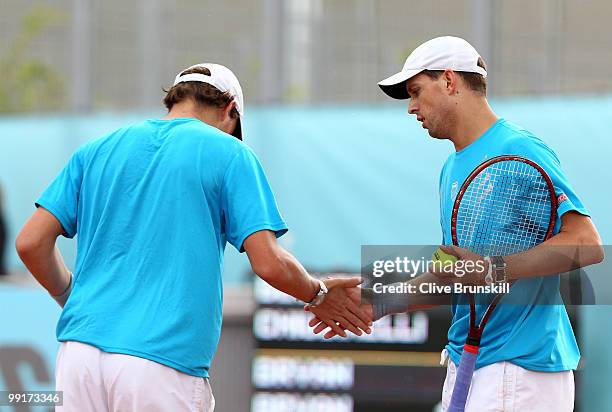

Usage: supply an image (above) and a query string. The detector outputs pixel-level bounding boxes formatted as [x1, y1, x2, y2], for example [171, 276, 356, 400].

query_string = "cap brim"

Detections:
[377, 69, 424, 100]
[232, 117, 242, 140]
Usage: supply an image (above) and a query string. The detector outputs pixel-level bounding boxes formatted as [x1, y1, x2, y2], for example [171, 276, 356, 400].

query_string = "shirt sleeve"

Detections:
[35, 148, 85, 238]
[514, 136, 589, 222]
[220, 147, 288, 252]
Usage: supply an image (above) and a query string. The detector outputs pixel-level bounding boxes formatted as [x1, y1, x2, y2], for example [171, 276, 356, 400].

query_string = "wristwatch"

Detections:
[490, 256, 508, 283]
[306, 279, 328, 307]
[483, 256, 493, 285]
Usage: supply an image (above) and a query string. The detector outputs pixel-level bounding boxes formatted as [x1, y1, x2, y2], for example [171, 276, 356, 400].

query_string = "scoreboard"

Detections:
[250, 276, 453, 412]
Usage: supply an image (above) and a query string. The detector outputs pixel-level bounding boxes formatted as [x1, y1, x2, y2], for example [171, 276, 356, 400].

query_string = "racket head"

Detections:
[451, 155, 557, 255]
[447, 155, 558, 412]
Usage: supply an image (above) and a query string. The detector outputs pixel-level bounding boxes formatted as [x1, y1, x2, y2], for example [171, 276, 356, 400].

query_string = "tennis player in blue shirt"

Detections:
[16, 63, 371, 411]
[310, 37, 603, 411]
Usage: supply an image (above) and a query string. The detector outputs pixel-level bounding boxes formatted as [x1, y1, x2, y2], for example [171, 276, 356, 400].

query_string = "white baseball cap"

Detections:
[378, 36, 487, 100]
[173, 63, 245, 140]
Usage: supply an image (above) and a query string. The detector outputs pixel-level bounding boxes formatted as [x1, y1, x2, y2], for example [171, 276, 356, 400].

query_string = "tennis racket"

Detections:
[447, 155, 557, 412]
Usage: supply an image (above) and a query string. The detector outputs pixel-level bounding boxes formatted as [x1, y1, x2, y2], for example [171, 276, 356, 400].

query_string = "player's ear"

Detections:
[220, 100, 239, 137]
[443, 70, 458, 95]
[222, 100, 237, 120]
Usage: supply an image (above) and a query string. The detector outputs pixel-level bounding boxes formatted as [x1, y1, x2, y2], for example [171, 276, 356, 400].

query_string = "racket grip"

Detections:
[447, 344, 479, 412]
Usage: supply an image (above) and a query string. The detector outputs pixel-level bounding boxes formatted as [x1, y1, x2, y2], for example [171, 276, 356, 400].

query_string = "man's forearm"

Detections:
[258, 248, 320, 303]
[18, 242, 71, 296]
[500, 212, 604, 280]
[505, 234, 604, 281]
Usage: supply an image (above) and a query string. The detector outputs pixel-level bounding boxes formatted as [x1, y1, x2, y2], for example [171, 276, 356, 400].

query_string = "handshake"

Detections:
[304, 276, 374, 340]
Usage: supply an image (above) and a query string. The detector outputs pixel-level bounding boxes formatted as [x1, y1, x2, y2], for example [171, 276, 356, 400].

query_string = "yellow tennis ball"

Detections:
[432, 247, 458, 267]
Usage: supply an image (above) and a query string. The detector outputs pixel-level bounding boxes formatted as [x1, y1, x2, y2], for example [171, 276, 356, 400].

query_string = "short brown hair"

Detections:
[423, 57, 487, 96]
[163, 66, 239, 119]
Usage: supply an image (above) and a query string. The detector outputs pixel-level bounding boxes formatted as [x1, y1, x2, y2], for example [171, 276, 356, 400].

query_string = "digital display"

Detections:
[251, 276, 452, 412]
[253, 308, 429, 344]
[253, 356, 354, 391]
[252, 392, 354, 412]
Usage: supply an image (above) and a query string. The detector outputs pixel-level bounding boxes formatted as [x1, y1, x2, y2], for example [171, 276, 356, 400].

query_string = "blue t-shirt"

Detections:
[36, 118, 288, 377]
[439, 118, 588, 372]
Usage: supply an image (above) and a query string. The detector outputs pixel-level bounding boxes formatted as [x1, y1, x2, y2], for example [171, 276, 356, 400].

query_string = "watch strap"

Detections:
[306, 279, 328, 306]
[483, 256, 493, 285]
[491, 255, 507, 283]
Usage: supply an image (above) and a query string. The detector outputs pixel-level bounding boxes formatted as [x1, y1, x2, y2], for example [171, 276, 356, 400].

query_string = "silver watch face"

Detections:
[312, 294, 325, 306]
[307, 280, 328, 306]
[318, 279, 328, 294]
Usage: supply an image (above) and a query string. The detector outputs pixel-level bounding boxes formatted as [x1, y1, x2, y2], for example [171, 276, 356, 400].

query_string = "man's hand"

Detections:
[304, 276, 372, 338]
[308, 299, 373, 339]
[429, 245, 488, 285]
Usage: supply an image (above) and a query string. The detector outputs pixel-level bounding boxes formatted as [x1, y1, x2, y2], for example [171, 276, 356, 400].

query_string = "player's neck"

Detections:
[451, 100, 498, 152]
[163, 102, 222, 129]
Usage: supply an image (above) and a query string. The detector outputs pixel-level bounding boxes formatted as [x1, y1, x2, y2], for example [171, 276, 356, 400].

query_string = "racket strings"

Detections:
[456, 160, 553, 256]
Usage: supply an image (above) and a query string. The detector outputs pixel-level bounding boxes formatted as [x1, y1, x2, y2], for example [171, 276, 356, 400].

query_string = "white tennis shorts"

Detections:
[440, 350, 574, 412]
[55, 341, 215, 411]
